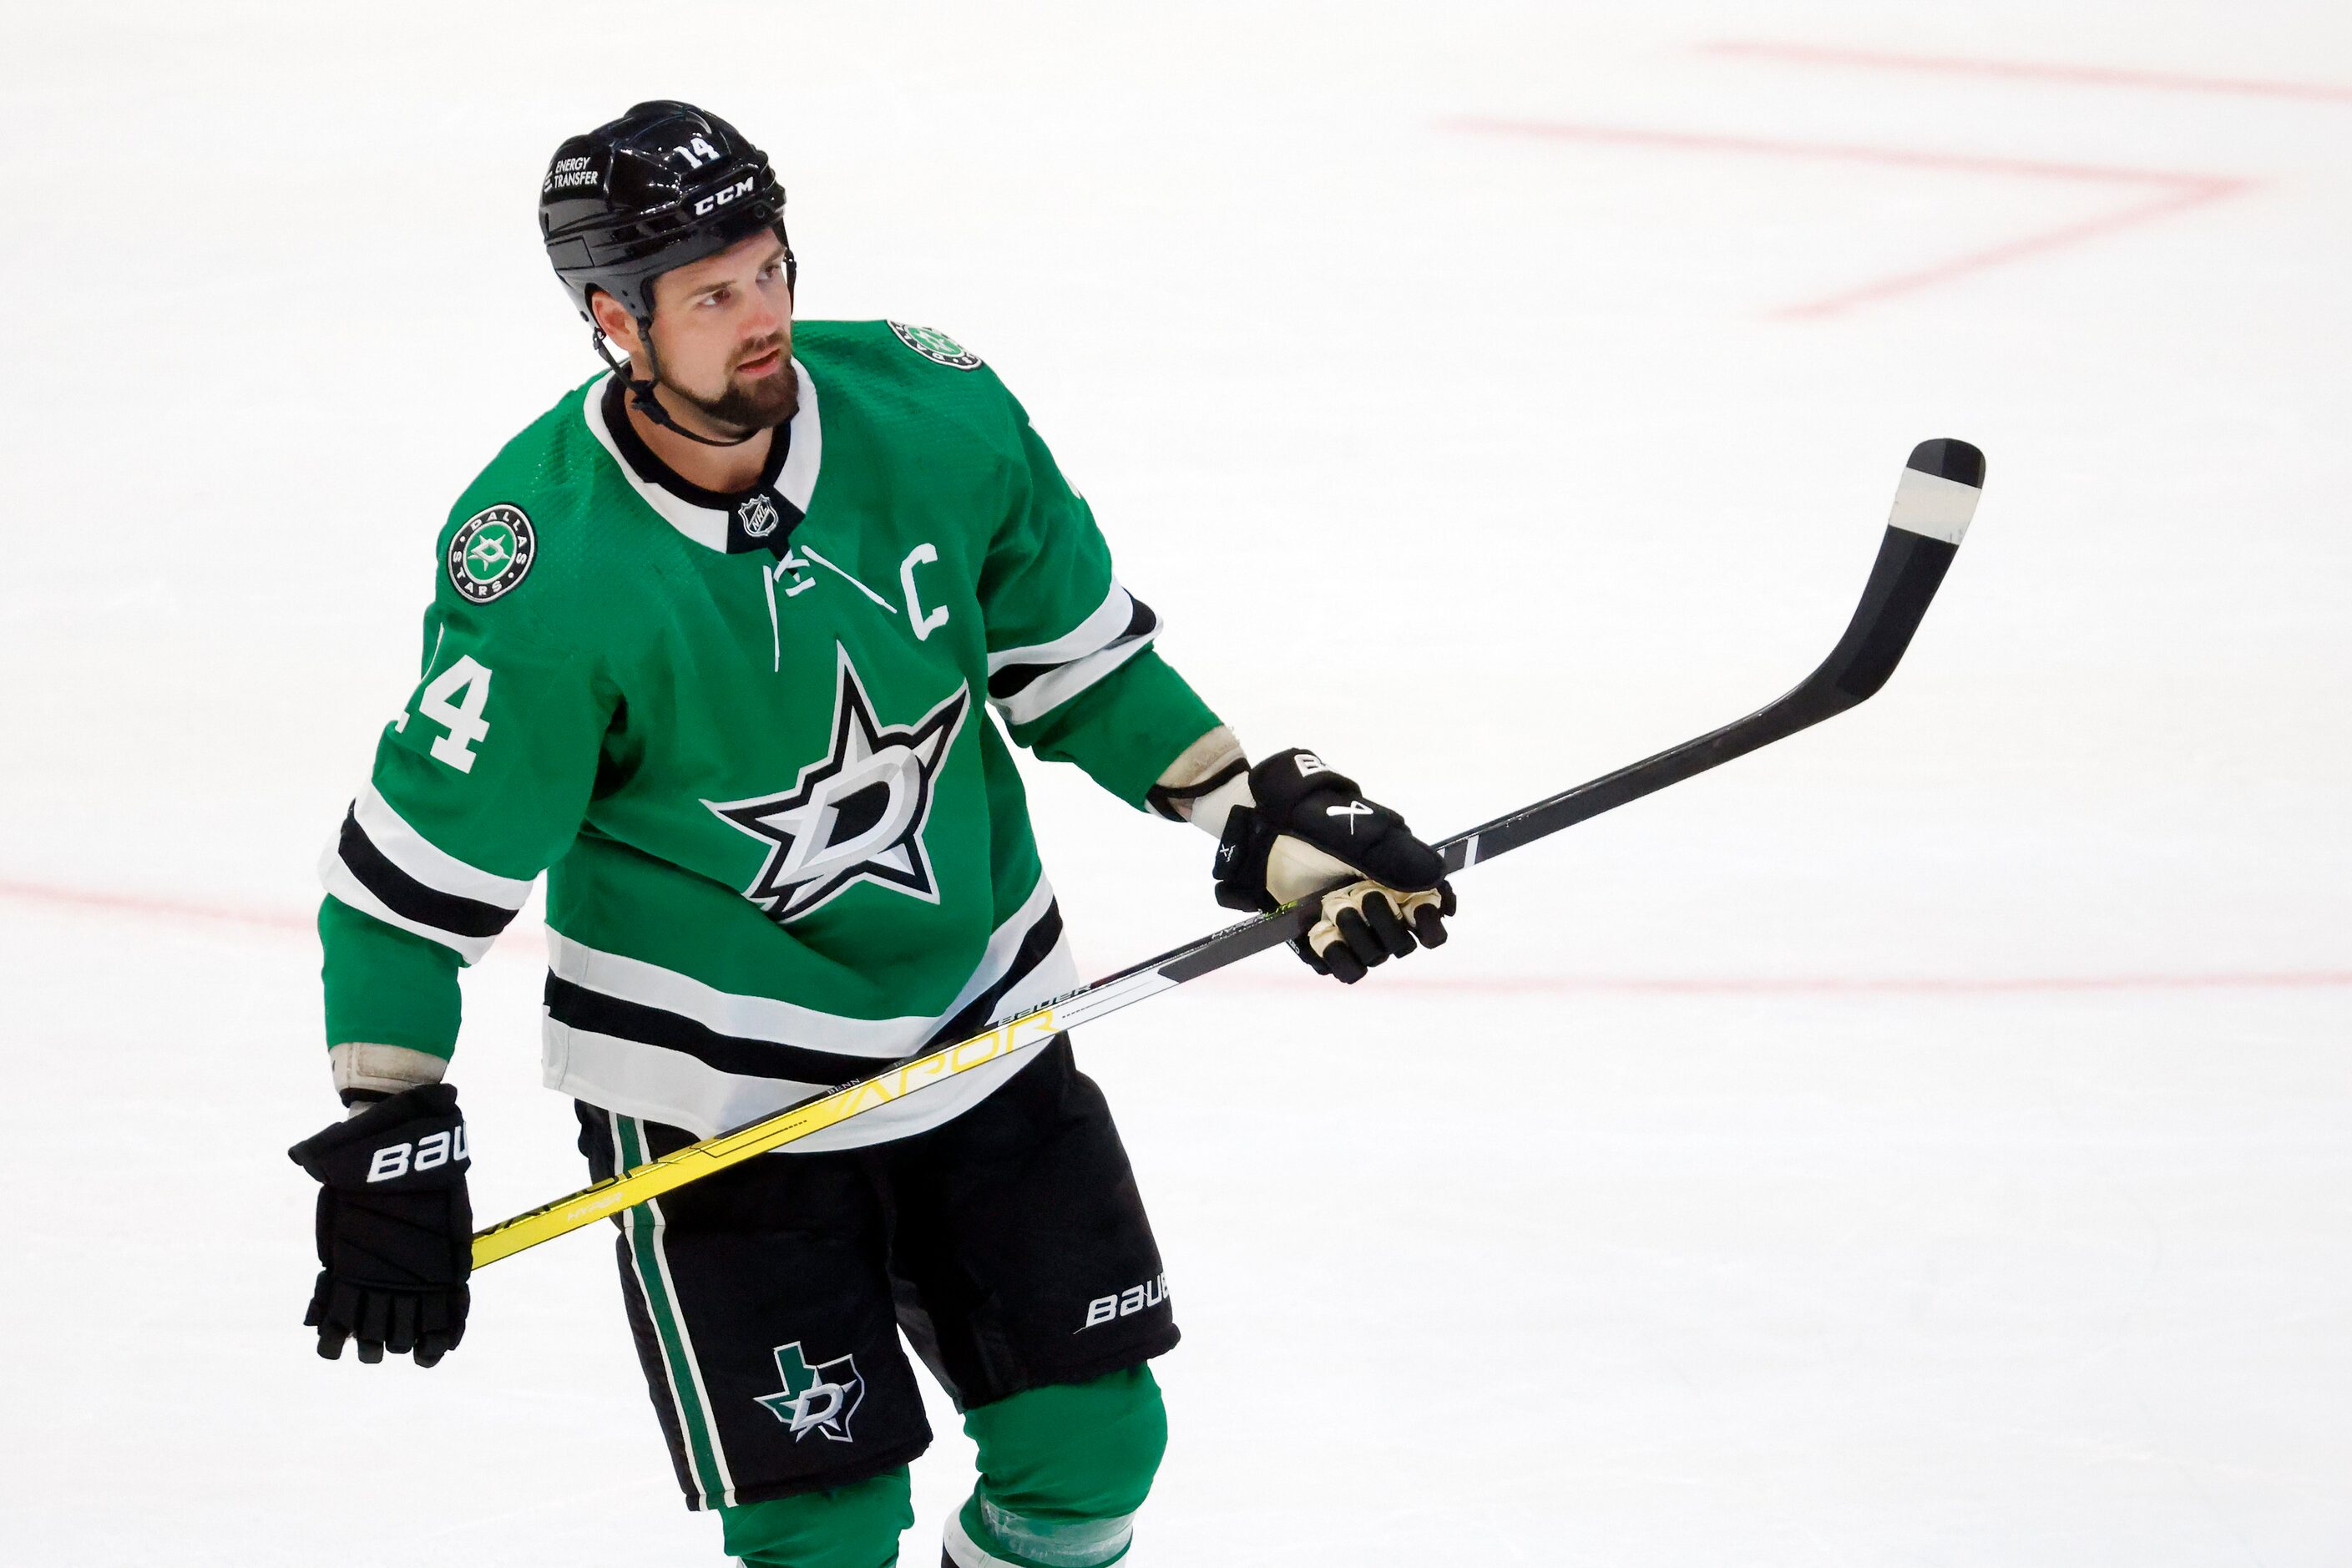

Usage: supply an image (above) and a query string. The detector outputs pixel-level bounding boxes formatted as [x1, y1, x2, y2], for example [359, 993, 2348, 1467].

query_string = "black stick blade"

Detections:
[1907, 438, 1985, 487]
[1821, 437, 1984, 701]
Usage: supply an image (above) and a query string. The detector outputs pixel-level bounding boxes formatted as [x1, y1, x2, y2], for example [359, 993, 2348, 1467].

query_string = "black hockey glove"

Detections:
[286, 1083, 472, 1367]
[1212, 748, 1457, 984]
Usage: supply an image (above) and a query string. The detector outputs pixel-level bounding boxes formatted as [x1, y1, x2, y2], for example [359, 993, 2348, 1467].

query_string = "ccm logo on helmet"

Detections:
[365, 1127, 468, 1183]
[694, 175, 757, 217]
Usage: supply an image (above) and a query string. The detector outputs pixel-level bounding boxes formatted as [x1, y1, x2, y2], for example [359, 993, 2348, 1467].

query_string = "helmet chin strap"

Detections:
[593, 326, 763, 449]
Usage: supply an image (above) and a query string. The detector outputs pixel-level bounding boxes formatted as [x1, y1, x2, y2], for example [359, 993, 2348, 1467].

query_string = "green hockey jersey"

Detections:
[319, 320, 1220, 1146]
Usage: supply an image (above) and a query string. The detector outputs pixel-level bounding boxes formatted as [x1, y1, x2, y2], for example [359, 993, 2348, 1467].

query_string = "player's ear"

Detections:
[588, 288, 642, 359]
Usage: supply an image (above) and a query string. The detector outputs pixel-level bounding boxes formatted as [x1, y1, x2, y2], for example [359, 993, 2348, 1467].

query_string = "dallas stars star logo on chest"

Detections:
[705, 647, 970, 923]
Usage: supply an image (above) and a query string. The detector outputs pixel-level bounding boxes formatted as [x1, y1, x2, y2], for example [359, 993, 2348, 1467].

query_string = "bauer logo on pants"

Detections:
[756, 1342, 864, 1442]
[1079, 1272, 1169, 1330]
[447, 504, 536, 603]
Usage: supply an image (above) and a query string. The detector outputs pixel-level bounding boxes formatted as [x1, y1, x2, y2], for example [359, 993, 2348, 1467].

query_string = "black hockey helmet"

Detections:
[540, 100, 795, 448]
[539, 100, 792, 326]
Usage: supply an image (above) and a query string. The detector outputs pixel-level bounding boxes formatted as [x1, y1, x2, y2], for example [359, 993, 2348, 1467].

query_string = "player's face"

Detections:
[645, 230, 797, 433]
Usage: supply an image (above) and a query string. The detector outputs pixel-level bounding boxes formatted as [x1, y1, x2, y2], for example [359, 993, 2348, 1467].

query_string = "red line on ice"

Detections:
[1780, 180, 2243, 319]
[1702, 41, 2352, 105]
[0, 877, 316, 934]
[1445, 117, 2249, 317]
[1210, 969, 2352, 998]
[0, 876, 545, 954]
[1448, 119, 2202, 188]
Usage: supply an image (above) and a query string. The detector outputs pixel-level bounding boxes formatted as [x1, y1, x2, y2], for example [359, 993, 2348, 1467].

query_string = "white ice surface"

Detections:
[3, 3, 2349, 1564]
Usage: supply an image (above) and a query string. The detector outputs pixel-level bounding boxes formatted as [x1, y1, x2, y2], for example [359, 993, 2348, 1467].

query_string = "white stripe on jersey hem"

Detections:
[353, 783, 534, 910]
[992, 634, 1153, 727]
[545, 875, 1060, 1060]
[550, 1024, 829, 1139]
[549, 925, 1080, 1144]
[318, 845, 497, 965]
[549, 933, 930, 1060]
[940, 874, 1064, 1024]
[986, 582, 1135, 675]
[580, 362, 823, 553]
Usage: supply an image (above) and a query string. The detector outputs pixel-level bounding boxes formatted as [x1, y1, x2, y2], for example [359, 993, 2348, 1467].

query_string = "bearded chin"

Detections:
[679, 364, 799, 434]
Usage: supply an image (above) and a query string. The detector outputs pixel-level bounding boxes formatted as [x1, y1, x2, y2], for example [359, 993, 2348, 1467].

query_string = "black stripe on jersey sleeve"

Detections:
[924, 901, 1066, 1048]
[543, 975, 902, 1087]
[337, 807, 518, 941]
[986, 599, 1160, 701]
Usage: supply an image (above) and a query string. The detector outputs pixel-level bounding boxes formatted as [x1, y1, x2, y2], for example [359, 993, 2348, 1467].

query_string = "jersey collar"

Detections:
[582, 359, 823, 554]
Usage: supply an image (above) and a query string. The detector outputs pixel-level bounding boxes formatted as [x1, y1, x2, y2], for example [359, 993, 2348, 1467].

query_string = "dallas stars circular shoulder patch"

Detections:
[447, 504, 536, 603]
[887, 321, 983, 371]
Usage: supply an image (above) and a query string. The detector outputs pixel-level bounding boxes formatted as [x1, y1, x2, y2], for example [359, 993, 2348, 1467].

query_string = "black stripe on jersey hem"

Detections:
[924, 901, 1066, 1047]
[545, 898, 1064, 1089]
[986, 599, 1160, 701]
[600, 375, 802, 551]
[544, 975, 908, 1086]
[337, 808, 517, 940]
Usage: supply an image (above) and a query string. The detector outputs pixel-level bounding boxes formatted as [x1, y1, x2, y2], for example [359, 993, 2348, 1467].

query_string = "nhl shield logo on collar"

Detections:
[447, 504, 536, 603]
[738, 493, 781, 539]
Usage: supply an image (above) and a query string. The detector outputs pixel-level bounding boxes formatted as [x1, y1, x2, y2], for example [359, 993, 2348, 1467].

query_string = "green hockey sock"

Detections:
[719, 1469, 914, 1568]
[945, 1366, 1167, 1567]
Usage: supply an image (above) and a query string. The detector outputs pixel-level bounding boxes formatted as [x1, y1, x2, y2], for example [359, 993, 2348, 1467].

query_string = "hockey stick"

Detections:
[471, 438, 1984, 1269]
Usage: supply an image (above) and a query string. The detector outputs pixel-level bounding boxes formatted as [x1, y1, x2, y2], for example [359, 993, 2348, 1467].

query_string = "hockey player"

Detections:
[290, 101, 1457, 1568]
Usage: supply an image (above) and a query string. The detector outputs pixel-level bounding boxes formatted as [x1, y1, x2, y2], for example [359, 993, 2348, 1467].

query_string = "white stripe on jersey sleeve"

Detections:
[984, 582, 1137, 675]
[317, 841, 499, 964]
[355, 782, 534, 912]
[989, 635, 1156, 726]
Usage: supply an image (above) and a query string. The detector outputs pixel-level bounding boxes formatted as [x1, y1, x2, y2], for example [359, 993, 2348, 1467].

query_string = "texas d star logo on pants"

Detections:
[756, 1341, 864, 1442]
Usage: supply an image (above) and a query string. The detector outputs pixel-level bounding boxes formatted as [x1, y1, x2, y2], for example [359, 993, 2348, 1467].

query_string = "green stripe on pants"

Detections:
[617, 1112, 734, 1508]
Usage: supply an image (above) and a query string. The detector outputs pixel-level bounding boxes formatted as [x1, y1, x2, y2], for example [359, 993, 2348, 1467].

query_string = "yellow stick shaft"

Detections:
[471, 1004, 1062, 1268]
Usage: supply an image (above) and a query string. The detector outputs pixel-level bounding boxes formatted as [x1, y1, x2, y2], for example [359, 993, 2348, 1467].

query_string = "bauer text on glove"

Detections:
[286, 1081, 473, 1367]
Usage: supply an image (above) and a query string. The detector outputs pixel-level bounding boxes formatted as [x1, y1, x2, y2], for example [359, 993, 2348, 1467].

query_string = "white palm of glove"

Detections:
[1165, 736, 1456, 984]
[1265, 837, 1449, 959]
